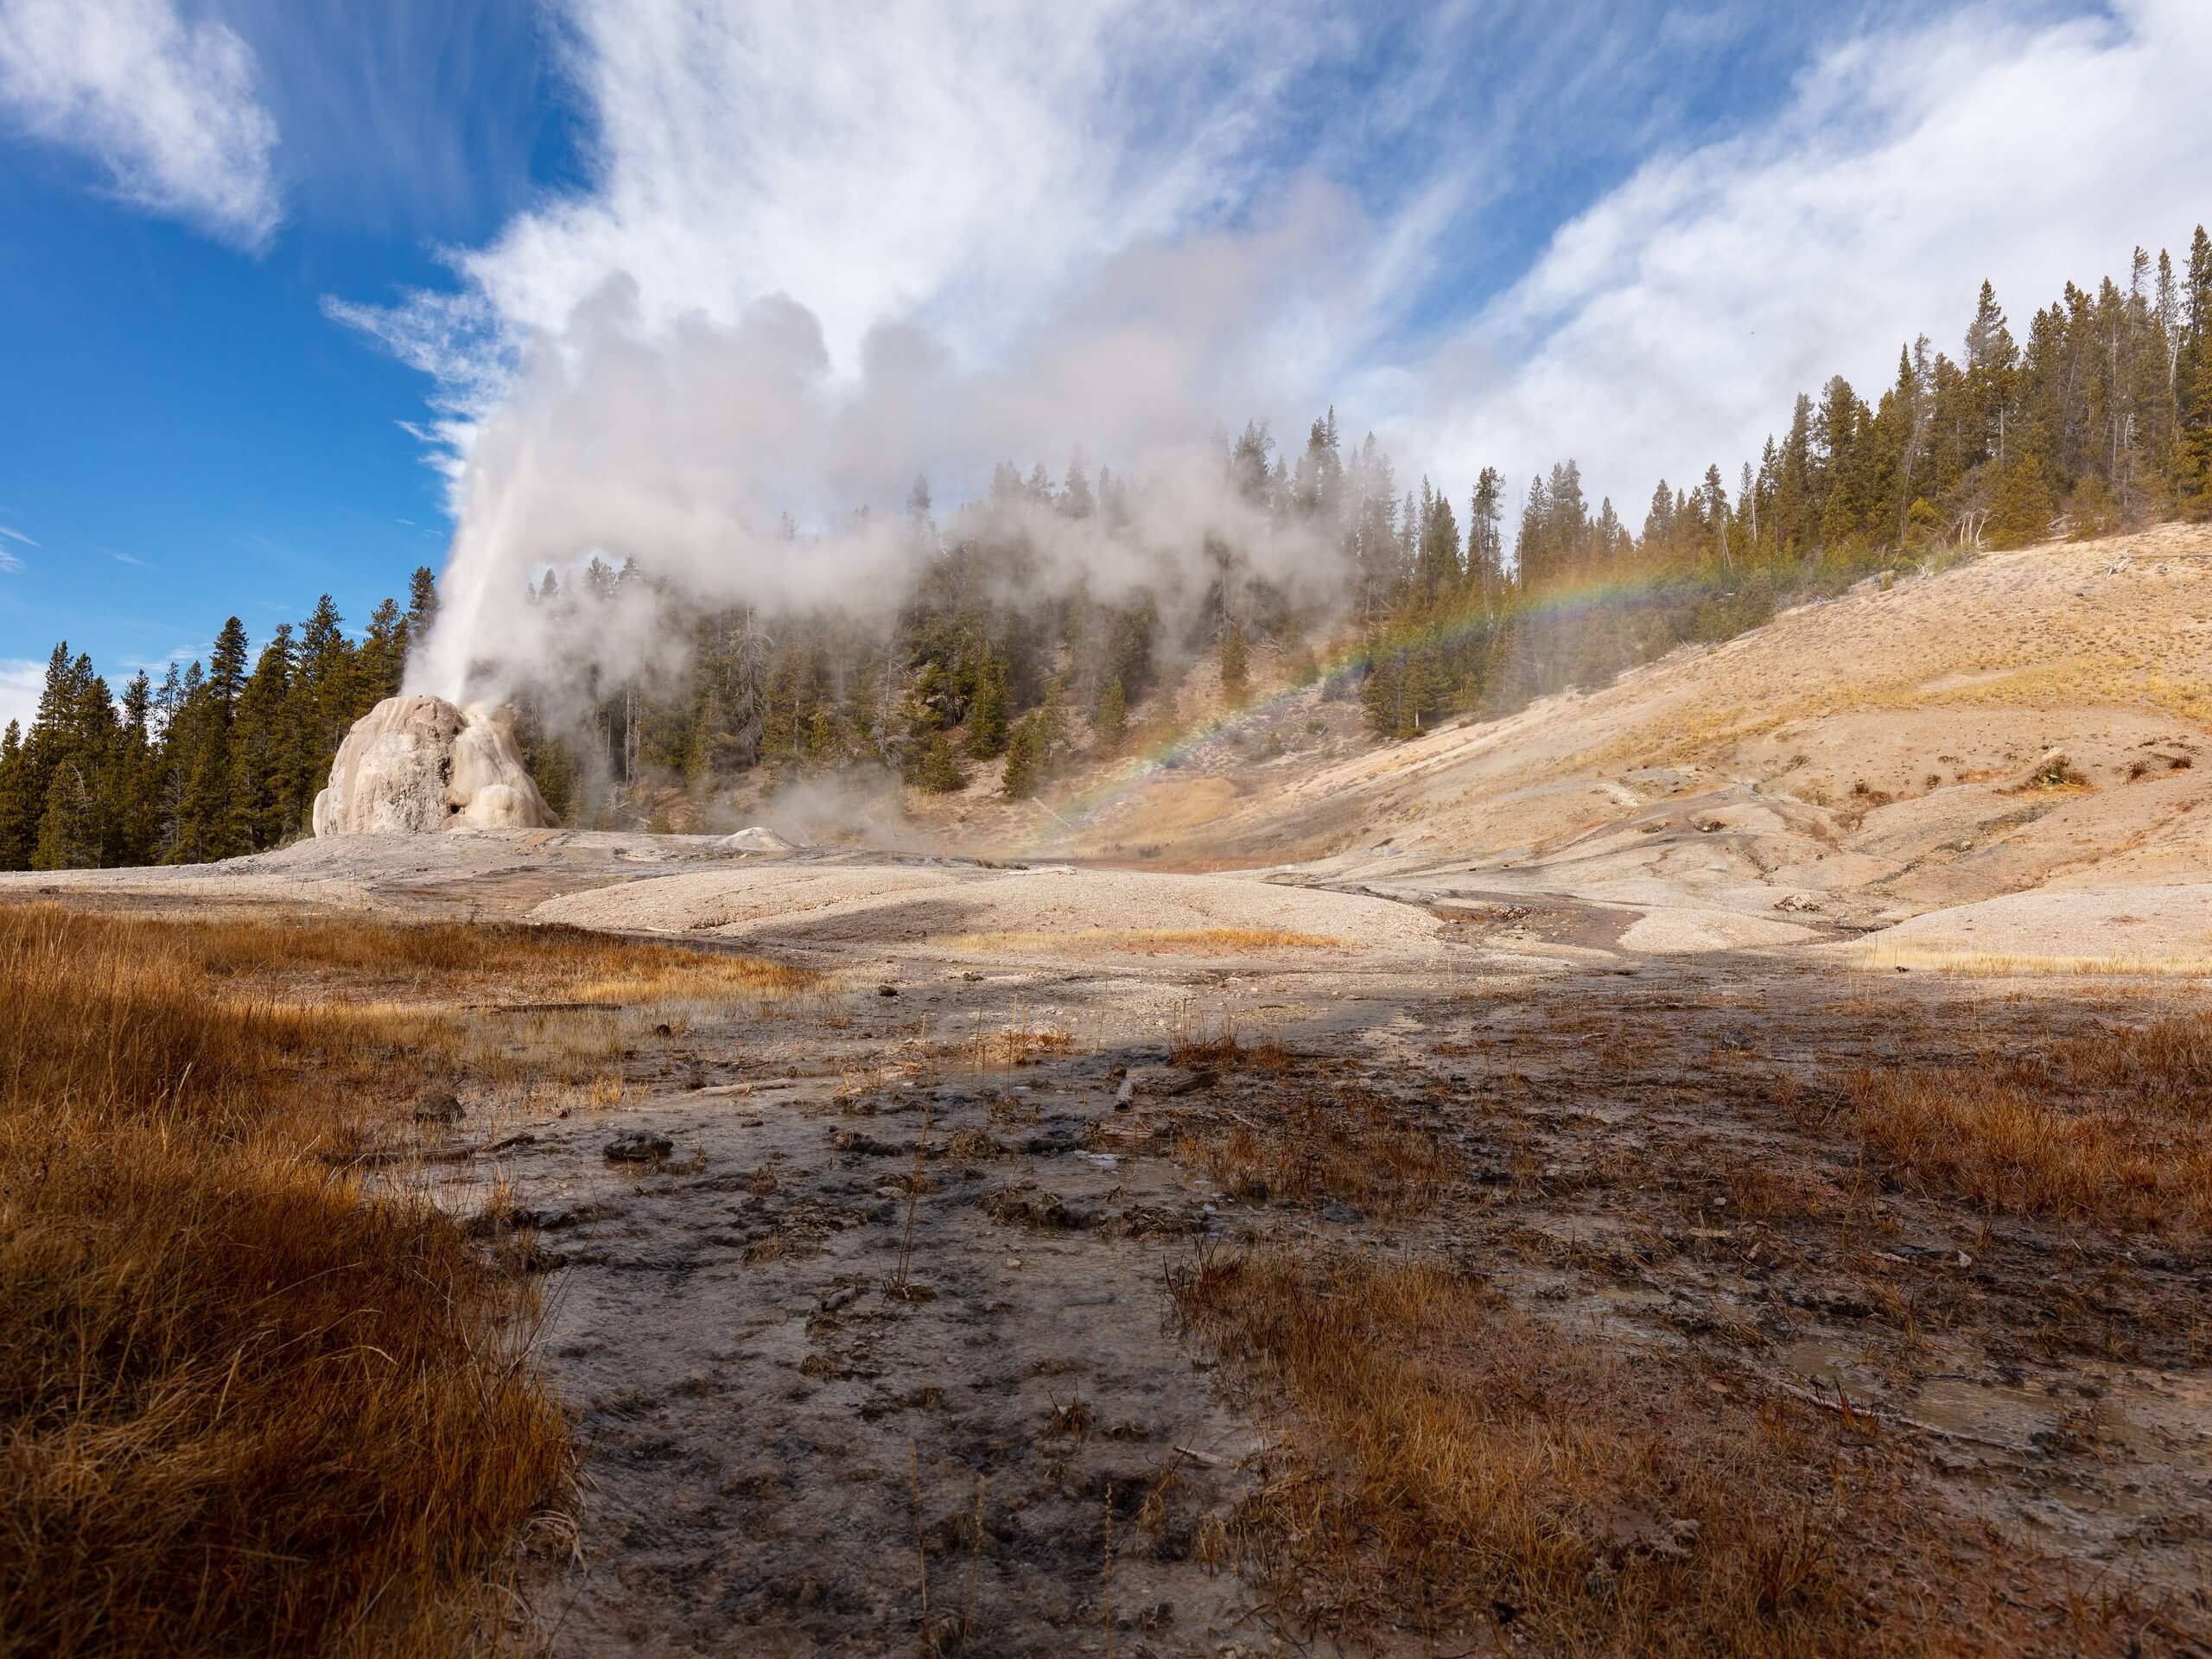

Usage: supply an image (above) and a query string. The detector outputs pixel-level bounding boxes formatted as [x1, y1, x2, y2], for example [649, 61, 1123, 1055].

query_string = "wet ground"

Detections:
[403, 914, 2210, 1656]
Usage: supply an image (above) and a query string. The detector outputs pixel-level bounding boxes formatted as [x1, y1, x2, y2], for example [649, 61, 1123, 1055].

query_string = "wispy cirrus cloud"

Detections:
[1382, 0, 2212, 512]
[0, 0, 282, 248]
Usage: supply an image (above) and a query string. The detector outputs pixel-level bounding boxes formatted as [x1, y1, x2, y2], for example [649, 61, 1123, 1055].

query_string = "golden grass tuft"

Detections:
[169, 912, 817, 1003]
[1851, 1011, 2212, 1230]
[0, 905, 810, 1656]
[1853, 942, 2212, 978]
[1171, 1249, 2044, 1656]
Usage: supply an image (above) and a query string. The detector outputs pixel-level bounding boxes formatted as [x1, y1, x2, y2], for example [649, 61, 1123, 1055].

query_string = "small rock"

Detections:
[653, 1021, 674, 1037]
[605, 1130, 674, 1164]
[877, 983, 899, 997]
[412, 1090, 464, 1126]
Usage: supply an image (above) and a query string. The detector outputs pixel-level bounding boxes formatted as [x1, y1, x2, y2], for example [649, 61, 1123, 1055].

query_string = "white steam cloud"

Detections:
[328, 0, 2212, 709]
[346, 0, 1365, 706]
[403, 178, 1378, 705]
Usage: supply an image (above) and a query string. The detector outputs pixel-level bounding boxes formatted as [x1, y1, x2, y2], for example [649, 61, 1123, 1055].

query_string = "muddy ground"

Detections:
[387, 907, 2209, 1653]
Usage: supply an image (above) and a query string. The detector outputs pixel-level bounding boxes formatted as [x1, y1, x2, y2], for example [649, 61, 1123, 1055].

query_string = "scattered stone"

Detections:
[877, 983, 899, 997]
[412, 1090, 464, 1126]
[605, 1131, 675, 1164]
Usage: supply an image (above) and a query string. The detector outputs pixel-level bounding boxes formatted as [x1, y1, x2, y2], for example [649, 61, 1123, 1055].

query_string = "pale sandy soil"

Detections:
[1007, 524, 2212, 969]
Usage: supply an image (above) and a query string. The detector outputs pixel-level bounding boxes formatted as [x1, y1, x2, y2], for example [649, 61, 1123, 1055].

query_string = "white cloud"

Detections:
[0, 524, 37, 545]
[0, 658, 41, 734]
[332, 0, 1338, 407]
[1395, 0, 2212, 513]
[0, 0, 281, 247]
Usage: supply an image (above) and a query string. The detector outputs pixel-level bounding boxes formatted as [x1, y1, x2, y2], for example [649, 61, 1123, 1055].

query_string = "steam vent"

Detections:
[312, 695, 555, 836]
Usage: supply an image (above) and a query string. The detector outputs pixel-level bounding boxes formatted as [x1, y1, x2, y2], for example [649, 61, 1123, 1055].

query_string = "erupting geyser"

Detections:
[312, 696, 555, 836]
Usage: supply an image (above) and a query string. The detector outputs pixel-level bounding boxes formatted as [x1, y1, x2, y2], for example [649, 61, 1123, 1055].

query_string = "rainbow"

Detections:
[1023, 562, 1726, 849]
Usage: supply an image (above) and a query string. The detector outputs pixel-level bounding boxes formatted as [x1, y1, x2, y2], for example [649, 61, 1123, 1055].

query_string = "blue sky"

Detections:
[3, 0, 2207, 728]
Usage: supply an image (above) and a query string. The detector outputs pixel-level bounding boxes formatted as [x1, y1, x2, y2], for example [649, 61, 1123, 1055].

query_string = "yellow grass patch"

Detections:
[1170, 1249, 2038, 1656]
[1853, 943, 2212, 978]
[169, 912, 817, 1003]
[1852, 1010, 2212, 1230]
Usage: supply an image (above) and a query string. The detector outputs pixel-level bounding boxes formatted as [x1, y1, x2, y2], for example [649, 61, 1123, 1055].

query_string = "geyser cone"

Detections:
[313, 695, 556, 836]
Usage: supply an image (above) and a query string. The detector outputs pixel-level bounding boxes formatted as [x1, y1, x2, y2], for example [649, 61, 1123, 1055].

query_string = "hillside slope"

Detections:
[1024, 523, 2212, 962]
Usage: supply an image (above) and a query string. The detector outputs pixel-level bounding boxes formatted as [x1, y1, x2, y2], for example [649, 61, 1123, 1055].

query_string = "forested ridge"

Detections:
[4, 233, 2209, 870]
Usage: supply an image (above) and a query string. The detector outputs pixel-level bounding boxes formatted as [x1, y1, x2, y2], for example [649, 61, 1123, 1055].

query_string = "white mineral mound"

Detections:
[313, 695, 555, 836]
[719, 826, 800, 853]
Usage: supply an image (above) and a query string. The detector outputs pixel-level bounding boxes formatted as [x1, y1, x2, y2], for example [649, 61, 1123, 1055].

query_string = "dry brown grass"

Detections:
[1852, 1011, 2212, 1231]
[171, 912, 817, 1004]
[1854, 942, 2212, 978]
[1171, 1249, 2055, 1656]
[0, 903, 805, 1656]
[1166, 1002, 1295, 1070]
[1175, 1087, 1457, 1218]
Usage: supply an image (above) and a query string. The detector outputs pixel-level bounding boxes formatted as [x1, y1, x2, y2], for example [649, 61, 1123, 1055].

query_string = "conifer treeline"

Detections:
[3, 235, 2207, 866]
[1355, 232, 2212, 734]
[0, 575, 436, 868]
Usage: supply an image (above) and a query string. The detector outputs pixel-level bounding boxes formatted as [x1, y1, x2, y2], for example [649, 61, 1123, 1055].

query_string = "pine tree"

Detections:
[804, 708, 842, 770]
[405, 565, 439, 647]
[1093, 676, 1127, 753]
[171, 619, 251, 863]
[1988, 447, 2056, 547]
[965, 652, 1009, 759]
[362, 598, 406, 700]
[207, 617, 249, 710]
[294, 597, 356, 818]
[2177, 336, 2212, 518]
[1218, 618, 1249, 702]
[33, 758, 100, 870]
[234, 625, 299, 848]
[1001, 714, 1046, 800]
[0, 721, 35, 869]
[108, 669, 158, 865]
[1467, 468, 1505, 613]
[917, 732, 965, 793]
